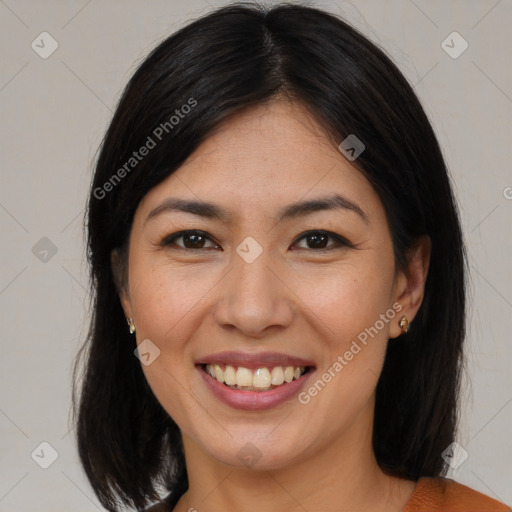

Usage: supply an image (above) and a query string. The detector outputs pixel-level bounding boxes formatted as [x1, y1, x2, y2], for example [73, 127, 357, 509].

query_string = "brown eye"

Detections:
[303, 232, 329, 249]
[292, 230, 353, 251]
[160, 229, 352, 252]
[161, 230, 218, 250]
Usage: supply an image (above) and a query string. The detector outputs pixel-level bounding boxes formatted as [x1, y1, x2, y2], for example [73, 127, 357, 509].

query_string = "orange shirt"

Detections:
[404, 477, 511, 511]
[146, 476, 511, 511]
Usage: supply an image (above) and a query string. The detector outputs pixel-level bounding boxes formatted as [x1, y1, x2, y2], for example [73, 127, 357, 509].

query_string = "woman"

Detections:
[73, 3, 511, 511]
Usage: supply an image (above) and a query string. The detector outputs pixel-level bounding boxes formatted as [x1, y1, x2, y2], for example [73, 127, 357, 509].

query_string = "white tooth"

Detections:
[236, 367, 253, 387]
[214, 364, 224, 382]
[284, 366, 294, 383]
[271, 366, 285, 385]
[224, 365, 236, 385]
[253, 368, 271, 388]
[293, 367, 302, 380]
[208, 364, 216, 378]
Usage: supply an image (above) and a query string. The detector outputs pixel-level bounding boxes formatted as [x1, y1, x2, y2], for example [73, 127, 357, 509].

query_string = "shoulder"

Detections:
[143, 496, 175, 512]
[404, 477, 511, 512]
[144, 502, 170, 512]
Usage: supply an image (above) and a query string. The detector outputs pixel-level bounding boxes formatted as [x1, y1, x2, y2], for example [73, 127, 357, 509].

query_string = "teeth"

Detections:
[236, 367, 253, 387]
[271, 366, 284, 385]
[253, 368, 271, 388]
[224, 365, 236, 386]
[214, 364, 223, 382]
[204, 364, 307, 391]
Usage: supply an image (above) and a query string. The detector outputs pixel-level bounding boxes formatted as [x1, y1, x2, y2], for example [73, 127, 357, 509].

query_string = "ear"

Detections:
[111, 248, 132, 320]
[389, 235, 431, 339]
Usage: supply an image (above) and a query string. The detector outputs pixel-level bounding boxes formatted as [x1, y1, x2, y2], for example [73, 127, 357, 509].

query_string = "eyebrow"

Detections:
[145, 193, 369, 226]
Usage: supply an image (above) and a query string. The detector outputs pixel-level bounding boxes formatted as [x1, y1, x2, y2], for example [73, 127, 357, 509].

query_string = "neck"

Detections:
[174, 403, 415, 512]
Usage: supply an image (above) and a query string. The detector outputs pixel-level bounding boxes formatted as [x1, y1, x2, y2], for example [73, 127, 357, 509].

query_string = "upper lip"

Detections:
[195, 351, 316, 369]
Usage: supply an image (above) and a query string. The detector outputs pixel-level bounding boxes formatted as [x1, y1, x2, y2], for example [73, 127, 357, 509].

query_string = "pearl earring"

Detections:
[127, 318, 136, 334]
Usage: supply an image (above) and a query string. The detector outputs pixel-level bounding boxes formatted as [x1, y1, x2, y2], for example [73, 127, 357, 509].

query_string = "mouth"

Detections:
[201, 363, 313, 392]
[195, 351, 316, 410]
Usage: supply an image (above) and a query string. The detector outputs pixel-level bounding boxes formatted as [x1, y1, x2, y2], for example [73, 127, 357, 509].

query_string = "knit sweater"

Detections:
[403, 477, 511, 511]
[145, 476, 511, 511]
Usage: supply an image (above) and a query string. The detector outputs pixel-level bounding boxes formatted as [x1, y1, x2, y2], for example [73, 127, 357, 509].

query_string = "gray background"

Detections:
[1, 0, 511, 510]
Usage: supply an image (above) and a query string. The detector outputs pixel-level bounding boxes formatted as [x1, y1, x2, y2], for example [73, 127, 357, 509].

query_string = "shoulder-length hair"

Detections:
[74, 2, 467, 510]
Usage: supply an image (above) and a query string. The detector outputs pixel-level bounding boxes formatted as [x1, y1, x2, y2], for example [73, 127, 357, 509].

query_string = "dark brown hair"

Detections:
[73, 2, 467, 510]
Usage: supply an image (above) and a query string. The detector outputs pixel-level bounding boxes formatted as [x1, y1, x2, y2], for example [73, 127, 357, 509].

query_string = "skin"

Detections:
[116, 98, 431, 512]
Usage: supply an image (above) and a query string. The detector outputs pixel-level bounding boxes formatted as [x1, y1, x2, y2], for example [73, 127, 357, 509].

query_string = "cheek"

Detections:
[128, 264, 204, 424]
[293, 254, 397, 414]
[127, 260, 226, 421]
[130, 259, 216, 342]
[296, 256, 395, 346]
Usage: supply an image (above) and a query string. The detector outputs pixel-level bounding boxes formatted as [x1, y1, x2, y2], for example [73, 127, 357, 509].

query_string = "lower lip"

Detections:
[197, 365, 315, 411]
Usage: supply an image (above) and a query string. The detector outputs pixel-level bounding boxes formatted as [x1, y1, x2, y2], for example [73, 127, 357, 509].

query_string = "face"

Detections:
[118, 99, 423, 471]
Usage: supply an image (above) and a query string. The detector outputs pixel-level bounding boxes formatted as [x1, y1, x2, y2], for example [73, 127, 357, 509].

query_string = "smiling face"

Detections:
[116, 99, 428, 472]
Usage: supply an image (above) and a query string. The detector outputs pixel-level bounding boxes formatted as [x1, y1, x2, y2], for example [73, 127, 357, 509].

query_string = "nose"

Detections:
[212, 245, 294, 339]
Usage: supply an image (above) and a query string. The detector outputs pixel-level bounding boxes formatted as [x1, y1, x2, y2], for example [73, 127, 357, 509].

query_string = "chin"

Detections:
[192, 428, 312, 471]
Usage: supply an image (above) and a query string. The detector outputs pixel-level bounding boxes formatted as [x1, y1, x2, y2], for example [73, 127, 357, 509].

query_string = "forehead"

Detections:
[136, 100, 382, 225]
[180, 100, 342, 177]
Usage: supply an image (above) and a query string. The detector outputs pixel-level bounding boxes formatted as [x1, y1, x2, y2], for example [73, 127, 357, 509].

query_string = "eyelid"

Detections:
[160, 230, 219, 249]
[291, 230, 354, 250]
[160, 229, 353, 251]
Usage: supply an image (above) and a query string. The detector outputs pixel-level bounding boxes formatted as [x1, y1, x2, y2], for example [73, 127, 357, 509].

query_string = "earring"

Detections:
[127, 318, 136, 334]
[398, 316, 409, 333]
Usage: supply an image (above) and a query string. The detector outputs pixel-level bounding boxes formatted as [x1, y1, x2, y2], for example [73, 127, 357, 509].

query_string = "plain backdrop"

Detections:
[1, 0, 511, 510]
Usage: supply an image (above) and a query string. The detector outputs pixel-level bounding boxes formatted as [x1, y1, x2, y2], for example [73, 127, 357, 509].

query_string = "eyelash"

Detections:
[159, 229, 353, 252]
